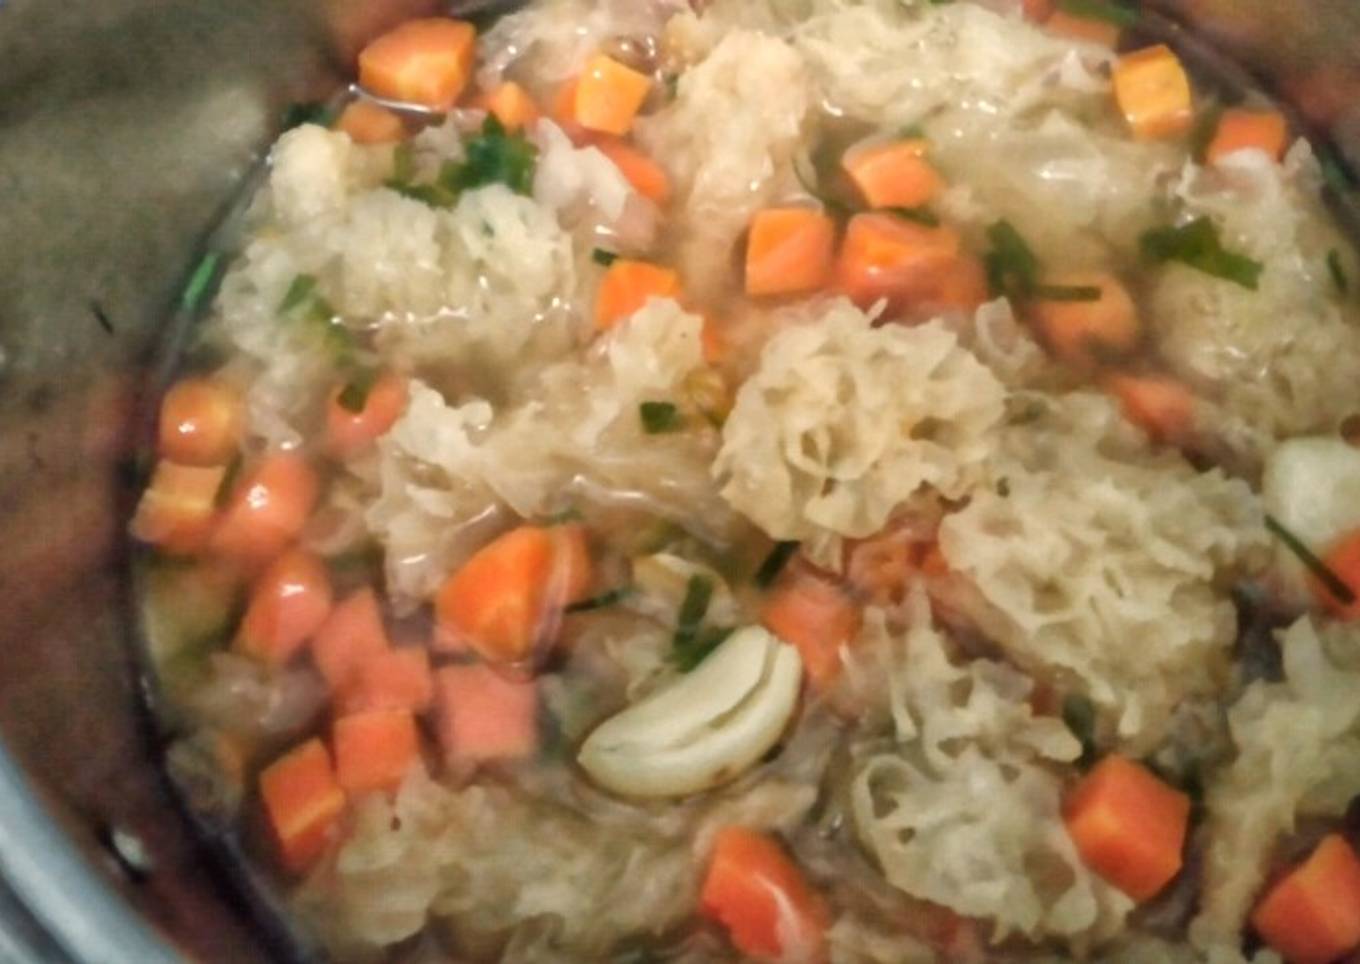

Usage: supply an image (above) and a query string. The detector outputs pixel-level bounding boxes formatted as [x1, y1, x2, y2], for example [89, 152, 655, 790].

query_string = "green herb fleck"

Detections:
[1029, 283, 1103, 302]
[755, 541, 799, 589]
[1062, 693, 1098, 767]
[887, 206, 940, 227]
[996, 476, 1011, 497]
[1140, 217, 1263, 290]
[639, 401, 683, 434]
[984, 219, 1041, 297]
[673, 624, 733, 673]
[565, 586, 633, 614]
[1265, 514, 1357, 606]
[279, 274, 319, 314]
[1328, 249, 1349, 295]
[441, 114, 538, 196]
[670, 575, 724, 670]
[1055, 0, 1139, 27]
[181, 252, 221, 313]
[593, 249, 619, 266]
[336, 370, 377, 413]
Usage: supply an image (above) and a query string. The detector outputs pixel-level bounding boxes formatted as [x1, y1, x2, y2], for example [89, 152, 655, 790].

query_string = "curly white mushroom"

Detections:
[577, 626, 803, 798]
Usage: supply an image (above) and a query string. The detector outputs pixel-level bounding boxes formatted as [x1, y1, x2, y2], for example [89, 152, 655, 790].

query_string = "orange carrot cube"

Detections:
[435, 663, 538, 763]
[1045, 10, 1121, 47]
[595, 138, 671, 205]
[311, 587, 390, 690]
[335, 100, 407, 144]
[480, 81, 540, 131]
[338, 647, 434, 715]
[574, 54, 651, 136]
[841, 139, 943, 211]
[357, 18, 477, 111]
[1206, 108, 1288, 165]
[745, 208, 837, 298]
[333, 708, 421, 794]
[1027, 271, 1140, 368]
[130, 460, 226, 555]
[1251, 834, 1360, 964]
[594, 259, 682, 330]
[259, 738, 346, 874]
[761, 568, 862, 688]
[1113, 45, 1193, 140]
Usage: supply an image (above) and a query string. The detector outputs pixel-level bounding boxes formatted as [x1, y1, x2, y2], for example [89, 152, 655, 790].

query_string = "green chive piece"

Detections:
[755, 541, 799, 589]
[1029, 284, 1104, 302]
[593, 249, 619, 266]
[639, 401, 683, 434]
[278, 274, 319, 314]
[565, 586, 633, 614]
[181, 252, 222, 313]
[1055, 0, 1139, 27]
[671, 574, 715, 660]
[1062, 693, 1098, 767]
[887, 206, 940, 227]
[1139, 217, 1263, 290]
[985, 219, 1041, 297]
[1265, 514, 1356, 606]
[336, 370, 377, 413]
[1328, 249, 1349, 295]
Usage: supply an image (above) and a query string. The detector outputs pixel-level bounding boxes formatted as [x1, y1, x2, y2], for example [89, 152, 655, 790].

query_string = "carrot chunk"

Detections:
[357, 18, 476, 111]
[1206, 108, 1289, 165]
[211, 453, 319, 566]
[333, 707, 421, 794]
[1064, 754, 1190, 901]
[700, 827, 830, 963]
[745, 208, 837, 298]
[1316, 529, 1360, 621]
[1022, 0, 1055, 21]
[845, 527, 922, 607]
[573, 54, 651, 135]
[1251, 834, 1360, 964]
[549, 77, 591, 144]
[158, 376, 243, 467]
[1113, 45, 1194, 141]
[761, 568, 863, 688]
[326, 372, 408, 460]
[130, 461, 226, 555]
[259, 738, 346, 874]
[237, 549, 333, 666]
[595, 137, 671, 205]
[842, 139, 943, 211]
[595, 259, 681, 330]
[1045, 10, 1121, 47]
[1027, 271, 1140, 368]
[833, 212, 963, 312]
[434, 524, 592, 664]
[311, 587, 390, 690]
[932, 252, 991, 314]
[337, 647, 434, 715]
[1103, 372, 1195, 442]
[335, 100, 406, 145]
[479, 81, 540, 132]
[434, 663, 538, 763]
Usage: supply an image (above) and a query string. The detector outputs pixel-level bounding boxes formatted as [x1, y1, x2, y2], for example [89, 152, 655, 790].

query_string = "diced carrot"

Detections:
[699, 827, 830, 963]
[761, 567, 863, 688]
[1064, 754, 1190, 901]
[833, 212, 962, 312]
[1022, 0, 1055, 22]
[1205, 108, 1289, 165]
[549, 76, 591, 143]
[311, 587, 390, 690]
[210, 453, 319, 566]
[595, 259, 682, 330]
[337, 647, 434, 715]
[920, 542, 950, 578]
[434, 524, 593, 664]
[842, 139, 943, 211]
[573, 54, 651, 136]
[595, 138, 671, 205]
[130, 461, 226, 555]
[335, 100, 406, 145]
[1104, 373, 1195, 442]
[480, 81, 540, 132]
[158, 377, 243, 467]
[1113, 45, 1194, 141]
[237, 549, 333, 666]
[931, 252, 991, 314]
[259, 738, 346, 874]
[1027, 271, 1140, 368]
[1316, 529, 1360, 621]
[333, 707, 421, 794]
[326, 372, 408, 460]
[845, 527, 922, 607]
[745, 208, 837, 298]
[1250, 834, 1360, 964]
[434, 663, 538, 763]
[699, 315, 726, 365]
[1044, 10, 1121, 47]
[357, 18, 477, 111]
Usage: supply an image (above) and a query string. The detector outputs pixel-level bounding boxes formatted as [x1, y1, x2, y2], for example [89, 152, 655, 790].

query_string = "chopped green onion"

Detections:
[1055, 0, 1139, 27]
[672, 574, 714, 652]
[1328, 249, 1349, 295]
[279, 274, 319, 314]
[1188, 102, 1226, 164]
[755, 541, 799, 589]
[336, 370, 377, 413]
[181, 252, 222, 313]
[441, 114, 538, 196]
[1139, 217, 1263, 290]
[1030, 284, 1103, 302]
[673, 625, 732, 673]
[593, 249, 619, 266]
[887, 206, 940, 227]
[794, 155, 853, 218]
[390, 142, 415, 184]
[565, 586, 633, 614]
[639, 401, 683, 434]
[984, 219, 1041, 297]
[1265, 514, 1356, 606]
[1062, 693, 1098, 767]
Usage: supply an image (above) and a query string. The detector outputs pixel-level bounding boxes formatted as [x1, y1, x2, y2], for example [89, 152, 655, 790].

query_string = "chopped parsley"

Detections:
[1264, 514, 1357, 606]
[385, 115, 538, 208]
[754, 541, 799, 589]
[592, 249, 619, 266]
[1329, 249, 1349, 295]
[279, 274, 319, 314]
[181, 252, 222, 313]
[565, 586, 633, 614]
[639, 401, 683, 434]
[1139, 217, 1264, 290]
[1055, 0, 1140, 27]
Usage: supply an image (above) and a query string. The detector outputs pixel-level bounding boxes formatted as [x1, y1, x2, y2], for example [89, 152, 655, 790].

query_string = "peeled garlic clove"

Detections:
[578, 626, 802, 798]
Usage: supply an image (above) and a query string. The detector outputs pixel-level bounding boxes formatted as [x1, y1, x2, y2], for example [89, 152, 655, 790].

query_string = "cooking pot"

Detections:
[1, 1, 1358, 960]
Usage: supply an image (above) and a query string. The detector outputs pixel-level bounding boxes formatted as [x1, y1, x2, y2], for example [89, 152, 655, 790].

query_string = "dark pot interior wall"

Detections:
[0, 0, 1356, 960]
